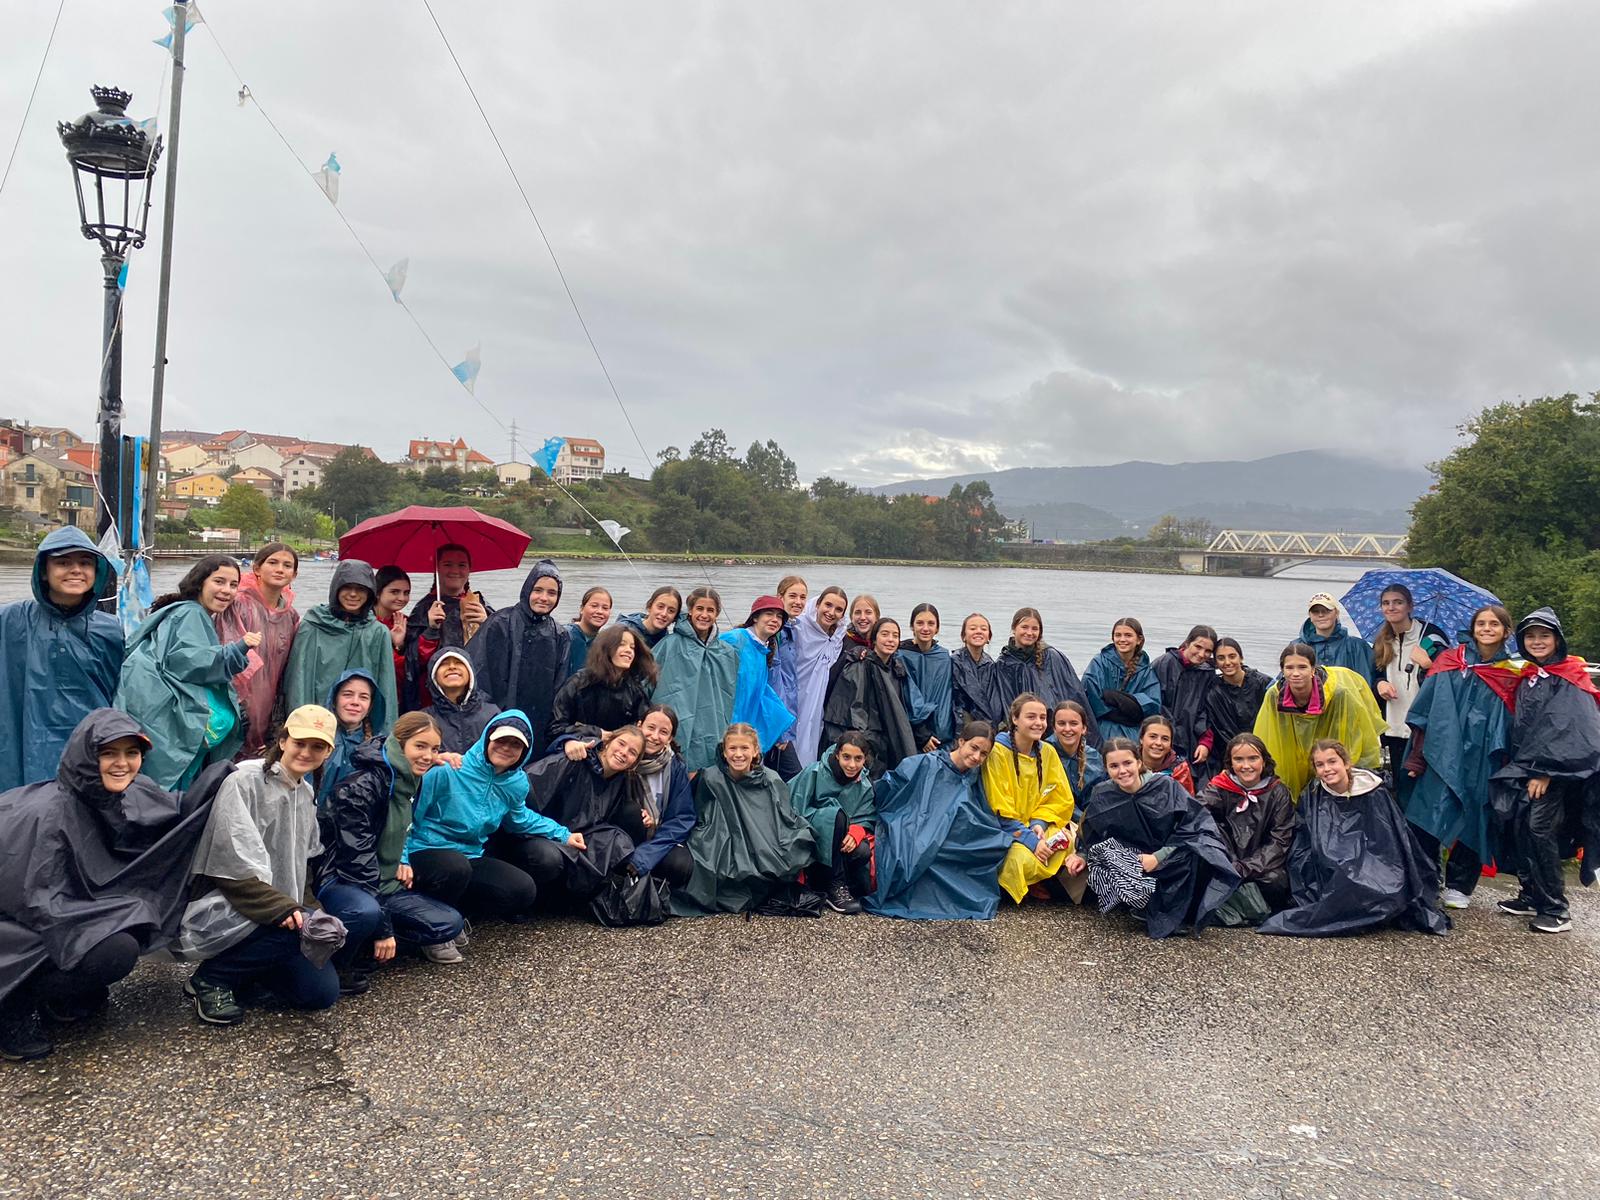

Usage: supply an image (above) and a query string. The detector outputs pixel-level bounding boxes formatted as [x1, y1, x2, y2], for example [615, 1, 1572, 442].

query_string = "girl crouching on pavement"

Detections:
[318, 712, 467, 995]
[175, 707, 340, 1025]
[790, 731, 876, 914]
[406, 713, 582, 925]
[672, 725, 817, 915]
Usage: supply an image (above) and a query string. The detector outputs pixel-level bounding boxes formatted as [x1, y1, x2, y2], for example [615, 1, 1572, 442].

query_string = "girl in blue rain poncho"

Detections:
[867, 722, 1011, 921]
[1082, 618, 1162, 742]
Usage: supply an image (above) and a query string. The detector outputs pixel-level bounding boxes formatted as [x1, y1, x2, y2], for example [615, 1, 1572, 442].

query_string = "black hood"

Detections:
[1517, 606, 1568, 663]
[519, 558, 564, 614]
[54, 708, 192, 853]
[329, 558, 378, 621]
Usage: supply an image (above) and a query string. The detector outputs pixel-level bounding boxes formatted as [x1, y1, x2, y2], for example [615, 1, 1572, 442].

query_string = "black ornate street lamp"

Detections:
[58, 86, 162, 542]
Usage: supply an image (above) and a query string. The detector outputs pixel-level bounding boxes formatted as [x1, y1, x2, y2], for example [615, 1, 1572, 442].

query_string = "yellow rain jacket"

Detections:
[1253, 665, 1384, 799]
[983, 734, 1074, 902]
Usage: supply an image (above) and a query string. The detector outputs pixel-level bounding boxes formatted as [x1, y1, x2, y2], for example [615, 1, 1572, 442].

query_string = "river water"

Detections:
[0, 557, 1376, 669]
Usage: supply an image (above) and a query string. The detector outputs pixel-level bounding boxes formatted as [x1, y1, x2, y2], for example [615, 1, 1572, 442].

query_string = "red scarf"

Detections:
[1211, 771, 1278, 812]
[1518, 656, 1600, 704]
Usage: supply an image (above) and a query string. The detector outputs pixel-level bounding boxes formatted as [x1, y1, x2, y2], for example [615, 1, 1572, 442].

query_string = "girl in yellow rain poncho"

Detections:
[984, 692, 1074, 902]
[1253, 642, 1385, 798]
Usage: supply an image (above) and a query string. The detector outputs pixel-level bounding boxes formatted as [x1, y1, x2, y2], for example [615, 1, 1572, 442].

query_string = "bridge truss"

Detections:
[1205, 530, 1408, 559]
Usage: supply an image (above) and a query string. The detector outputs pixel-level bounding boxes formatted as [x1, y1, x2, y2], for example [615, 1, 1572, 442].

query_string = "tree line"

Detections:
[1408, 391, 1600, 654]
[266, 429, 1010, 561]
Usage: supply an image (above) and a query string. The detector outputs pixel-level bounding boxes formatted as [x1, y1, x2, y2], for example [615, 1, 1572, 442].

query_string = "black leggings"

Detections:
[651, 845, 694, 888]
[809, 811, 873, 897]
[409, 848, 540, 922]
[4, 932, 141, 1016]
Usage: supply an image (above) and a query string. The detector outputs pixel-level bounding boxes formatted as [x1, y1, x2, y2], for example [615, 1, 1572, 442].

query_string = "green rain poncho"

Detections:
[282, 561, 398, 737]
[651, 613, 738, 772]
[116, 600, 250, 788]
[1253, 665, 1384, 799]
[671, 761, 816, 916]
[788, 745, 876, 867]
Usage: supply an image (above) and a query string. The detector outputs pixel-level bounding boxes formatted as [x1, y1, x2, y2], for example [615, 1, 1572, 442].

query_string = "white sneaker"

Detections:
[453, 920, 472, 950]
[1440, 888, 1471, 910]
[421, 941, 464, 965]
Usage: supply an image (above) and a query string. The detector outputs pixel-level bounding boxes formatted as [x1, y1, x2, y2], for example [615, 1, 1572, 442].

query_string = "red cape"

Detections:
[1426, 645, 1523, 710]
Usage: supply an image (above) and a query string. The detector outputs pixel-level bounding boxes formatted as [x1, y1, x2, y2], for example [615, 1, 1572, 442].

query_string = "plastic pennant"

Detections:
[532, 436, 566, 477]
[153, 32, 173, 49]
[598, 520, 631, 547]
[385, 258, 409, 302]
[450, 344, 481, 393]
[135, 117, 159, 135]
[237, 85, 252, 107]
[116, 261, 129, 290]
[314, 152, 340, 205]
[163, 5, 200, 32]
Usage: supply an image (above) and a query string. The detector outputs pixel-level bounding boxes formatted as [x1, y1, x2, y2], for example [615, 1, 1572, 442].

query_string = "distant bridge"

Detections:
[1178, 530, 1407, 577]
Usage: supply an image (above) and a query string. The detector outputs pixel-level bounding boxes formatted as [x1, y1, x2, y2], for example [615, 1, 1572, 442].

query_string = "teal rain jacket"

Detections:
[116, 600, 250, 788]
[0, 527, 123, 790]
[653, 614, 738, 772]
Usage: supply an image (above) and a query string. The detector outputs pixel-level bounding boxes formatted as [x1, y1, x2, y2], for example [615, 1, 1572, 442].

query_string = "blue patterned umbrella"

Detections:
[1339, 568, 1501, 642]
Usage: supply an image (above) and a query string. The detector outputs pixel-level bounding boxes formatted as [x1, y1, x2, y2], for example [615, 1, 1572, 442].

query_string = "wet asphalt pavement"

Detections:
[3, 874, 1596, 1200]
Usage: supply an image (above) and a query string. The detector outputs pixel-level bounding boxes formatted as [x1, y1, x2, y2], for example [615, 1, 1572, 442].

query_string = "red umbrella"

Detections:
[337, 505, 531, 574]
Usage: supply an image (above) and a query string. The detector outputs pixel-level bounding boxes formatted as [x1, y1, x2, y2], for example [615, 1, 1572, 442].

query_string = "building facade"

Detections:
[555, 437, 605, 483]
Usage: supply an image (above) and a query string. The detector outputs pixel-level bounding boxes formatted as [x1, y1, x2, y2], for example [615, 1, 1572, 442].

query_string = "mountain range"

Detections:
[868, 450, 1431, 540]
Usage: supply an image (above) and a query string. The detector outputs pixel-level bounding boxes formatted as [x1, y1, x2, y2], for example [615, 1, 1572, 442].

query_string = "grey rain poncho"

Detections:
[175, 759, 324, 961]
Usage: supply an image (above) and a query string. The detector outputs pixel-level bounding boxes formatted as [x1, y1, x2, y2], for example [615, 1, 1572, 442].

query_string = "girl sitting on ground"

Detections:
[985, 692, 1074, 904]
[672, 725, 816, 916]
[1065, 738, 1239, 939]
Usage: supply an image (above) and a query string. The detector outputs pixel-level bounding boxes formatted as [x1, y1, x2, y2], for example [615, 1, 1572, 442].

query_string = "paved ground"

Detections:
[3, 872, 1597, 1200]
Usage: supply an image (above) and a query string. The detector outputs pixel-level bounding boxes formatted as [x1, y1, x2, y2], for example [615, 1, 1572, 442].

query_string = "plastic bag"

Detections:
[590, 871, 669, 927]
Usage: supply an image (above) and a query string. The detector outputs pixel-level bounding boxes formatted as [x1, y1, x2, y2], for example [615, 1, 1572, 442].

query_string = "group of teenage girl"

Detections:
[1, 529, 1597, 1063]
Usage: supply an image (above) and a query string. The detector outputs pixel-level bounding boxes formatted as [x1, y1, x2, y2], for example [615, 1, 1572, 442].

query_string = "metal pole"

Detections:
[97, 253, 124, 540]
[144, 0, 188, 549]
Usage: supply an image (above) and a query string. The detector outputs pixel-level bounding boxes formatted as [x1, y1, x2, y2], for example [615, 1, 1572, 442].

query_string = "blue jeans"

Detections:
[317, 882, 465, 965]
[193, 926, 339, 1010]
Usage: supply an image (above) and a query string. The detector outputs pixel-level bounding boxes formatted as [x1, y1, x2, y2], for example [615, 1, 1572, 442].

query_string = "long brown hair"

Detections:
[151, 555, 240, 613]
[1050, 699, 1091, 790]
[584, 625, 660, 688]
[1112, 616, 1144, 683]
[1371, 584, 1413, 674]
[1010, 607, 1048, 670]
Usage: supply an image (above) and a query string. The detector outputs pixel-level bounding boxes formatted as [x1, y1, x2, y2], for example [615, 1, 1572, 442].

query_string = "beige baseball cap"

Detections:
[1307, 592, 1339, 613]
[283, 704, 337, 747]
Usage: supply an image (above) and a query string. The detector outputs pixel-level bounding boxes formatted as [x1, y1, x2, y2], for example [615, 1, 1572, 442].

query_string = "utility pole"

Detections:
[144, 0, 189, 551]
[509, 418, 518, 462]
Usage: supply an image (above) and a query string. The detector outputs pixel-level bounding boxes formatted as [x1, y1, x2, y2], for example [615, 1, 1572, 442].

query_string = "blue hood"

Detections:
[324, 667, 386, 734]
[33, 526, 114, 615]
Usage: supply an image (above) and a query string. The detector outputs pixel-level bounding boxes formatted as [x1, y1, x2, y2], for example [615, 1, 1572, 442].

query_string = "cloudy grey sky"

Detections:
[0, 1, 1594, 484]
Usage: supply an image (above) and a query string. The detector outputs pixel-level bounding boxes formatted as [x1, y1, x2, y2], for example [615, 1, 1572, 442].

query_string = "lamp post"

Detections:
[57, 86, 162, 543]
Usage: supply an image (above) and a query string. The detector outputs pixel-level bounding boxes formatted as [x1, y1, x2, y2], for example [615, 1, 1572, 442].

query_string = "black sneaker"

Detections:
[0, 1008, 53, 1062]
[1530, 914, 1573, 934]
[185, 975, 244, 1026]
[1496, 896, 1536, 917]
[337, 968, 371, 997]
[40, 986, 109, 1025]
[823, 882, 862, 914]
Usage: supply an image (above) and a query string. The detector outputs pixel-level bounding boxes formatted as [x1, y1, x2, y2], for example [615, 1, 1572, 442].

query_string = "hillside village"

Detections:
[0, 419, 605, 538]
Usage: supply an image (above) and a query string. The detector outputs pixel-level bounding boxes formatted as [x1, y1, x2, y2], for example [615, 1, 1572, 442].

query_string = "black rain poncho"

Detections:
[950, 646, 1000, 727]
[0, 710, 228, 1008]
[1257, 770, 1448, 938]
[1077, 774, 1240, 938]
[1197, 773, 1297, 894]
[425, 648, 501, 755]
[671, 761, 816, 916]
[1154, 648, 1215, 762]
[548, 669, 652, 743]
[820, 653, 926, 778]
[525, 748, 649, 896]
[468, 561, 572, 756]
[1207, 668, 1272, 752]
[994, 641, 1100, 747]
